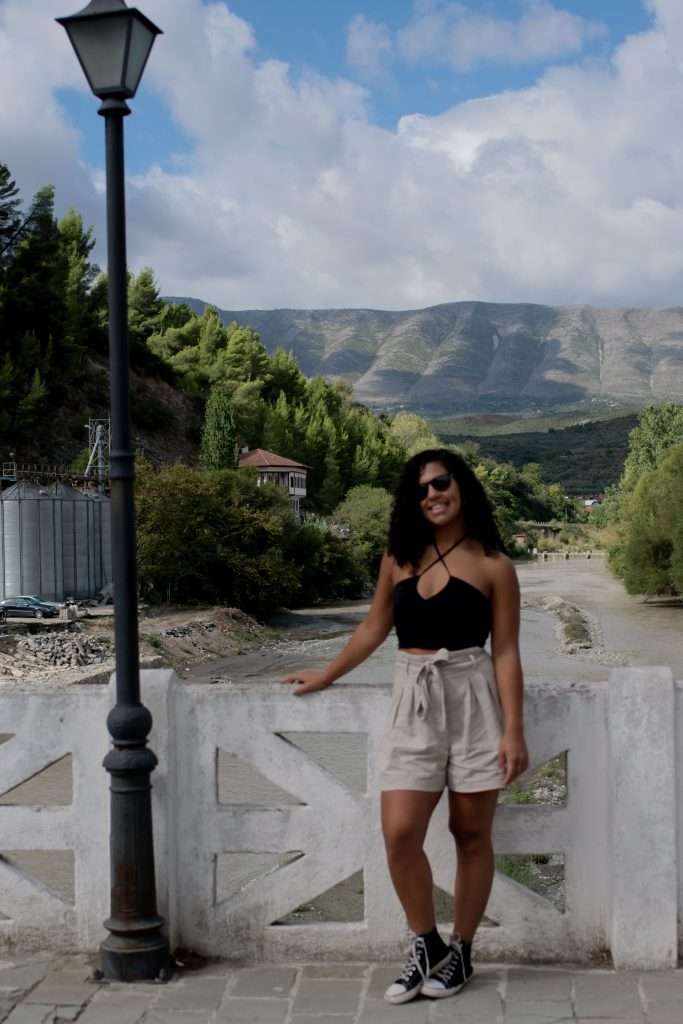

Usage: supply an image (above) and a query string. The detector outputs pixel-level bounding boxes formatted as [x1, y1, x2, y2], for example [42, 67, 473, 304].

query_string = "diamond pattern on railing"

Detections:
[276, 869, 365, 924]
[0, 850, 75, 905]
[216, 851, 304, 904]
[0, 690, 109, 950]
[0, 754, 72, 806]
[277, 733, 368, 794]
[217, 750, 304, 806]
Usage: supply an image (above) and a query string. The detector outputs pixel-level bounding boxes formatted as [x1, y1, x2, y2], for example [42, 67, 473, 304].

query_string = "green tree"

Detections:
[16, 367, 47, 429]
[262, 391, 293, 455]
[229, 380, 267, 447]
[0, 186, 72, 439]
[0, 163, 21, 268]
[2, 186, 67, 356]
[603, 404, 683, 576]
[333, 485, 393, 578]
[59, 208, 102, 357]
[219, 323, 272, 383]
[389, 411, 440, 456]
[201, 385, 238, 470]
[129, 267, 163, 346]
[620, 444, 683, 596]
[0, 354, 13, 435]
[264, 347, 307, 404]
[621, 403, 683, 493]
[157, 301, 194, 331]
[317, 449, 344, 513]
[197, 306, 228, 379]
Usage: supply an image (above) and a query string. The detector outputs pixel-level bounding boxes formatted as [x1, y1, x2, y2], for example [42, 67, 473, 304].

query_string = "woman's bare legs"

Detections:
[381, 789, 442, 934]
[448, 789, 499, 942]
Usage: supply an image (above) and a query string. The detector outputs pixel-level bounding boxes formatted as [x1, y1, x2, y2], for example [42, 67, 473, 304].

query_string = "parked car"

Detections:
[0, 596, 60, 621]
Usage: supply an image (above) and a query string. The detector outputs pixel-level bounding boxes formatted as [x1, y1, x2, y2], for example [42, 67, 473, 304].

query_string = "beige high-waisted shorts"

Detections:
[379, 646, 506, 793]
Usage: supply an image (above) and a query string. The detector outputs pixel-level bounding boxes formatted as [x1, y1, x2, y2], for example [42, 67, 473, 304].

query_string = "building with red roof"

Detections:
[238, 448, 309, 516]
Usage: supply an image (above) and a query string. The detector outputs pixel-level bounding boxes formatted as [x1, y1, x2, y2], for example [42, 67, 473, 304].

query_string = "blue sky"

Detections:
[3, 1, 682, 310]
[58, 1, 653, 176]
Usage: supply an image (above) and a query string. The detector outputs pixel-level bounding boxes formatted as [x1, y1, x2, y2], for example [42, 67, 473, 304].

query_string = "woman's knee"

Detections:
[382, 819, 425, 861]
[449, 818, 492, 855]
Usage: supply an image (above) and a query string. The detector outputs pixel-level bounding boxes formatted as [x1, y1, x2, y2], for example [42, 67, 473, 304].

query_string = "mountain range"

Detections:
[167, 299, 683, 414]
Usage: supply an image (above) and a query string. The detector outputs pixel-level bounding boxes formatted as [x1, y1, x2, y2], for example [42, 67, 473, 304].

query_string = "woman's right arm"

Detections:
[280, 551, 396, 696]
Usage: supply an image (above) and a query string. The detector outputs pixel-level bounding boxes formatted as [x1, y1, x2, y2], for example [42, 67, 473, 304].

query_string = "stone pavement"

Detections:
[1, 957, 682, 1024]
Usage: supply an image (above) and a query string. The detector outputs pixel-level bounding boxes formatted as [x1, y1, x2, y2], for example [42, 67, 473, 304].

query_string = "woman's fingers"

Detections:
[505, 755, 529, 784]
[279, 671, 329, 696]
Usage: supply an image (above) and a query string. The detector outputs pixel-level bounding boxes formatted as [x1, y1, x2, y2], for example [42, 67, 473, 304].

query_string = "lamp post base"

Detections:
[99, 929, 171, 982]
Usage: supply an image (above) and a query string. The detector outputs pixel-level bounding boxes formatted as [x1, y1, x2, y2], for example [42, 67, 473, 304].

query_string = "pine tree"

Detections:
[16, 367, 47, 429]
[221, 324, 272, 383]
[0, 163, 20, 268]
[264, 347, 306, 403]
[198, 307, 228, 378]
[129, 267, 163, 348]
[262, 391, 292, 455]
[59, 209, 101, 358]
[201, 385, 238, 470]
[0, 354, 13, 434]
[2, 186, 67, 357]
[317, 449, 344, 512]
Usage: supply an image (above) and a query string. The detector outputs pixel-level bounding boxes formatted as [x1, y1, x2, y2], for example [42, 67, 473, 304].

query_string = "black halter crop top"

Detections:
[393, 537, 492, 651]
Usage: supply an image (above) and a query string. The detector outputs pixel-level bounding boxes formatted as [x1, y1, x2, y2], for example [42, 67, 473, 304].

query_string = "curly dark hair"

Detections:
[387, 448, 506, 567]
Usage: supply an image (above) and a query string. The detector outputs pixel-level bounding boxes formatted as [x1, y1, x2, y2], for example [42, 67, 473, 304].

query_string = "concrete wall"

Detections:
[0, 669, 679, 968]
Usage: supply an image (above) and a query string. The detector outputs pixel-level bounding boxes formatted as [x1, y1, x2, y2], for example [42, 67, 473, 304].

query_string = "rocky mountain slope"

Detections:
[169, 299, 683, 414]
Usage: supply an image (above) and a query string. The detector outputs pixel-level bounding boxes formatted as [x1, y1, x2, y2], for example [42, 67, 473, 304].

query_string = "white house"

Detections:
[238, 447, 309, 516]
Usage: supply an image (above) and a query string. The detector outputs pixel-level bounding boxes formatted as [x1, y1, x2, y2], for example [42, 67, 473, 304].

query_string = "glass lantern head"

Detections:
[57, 0, 162, 100]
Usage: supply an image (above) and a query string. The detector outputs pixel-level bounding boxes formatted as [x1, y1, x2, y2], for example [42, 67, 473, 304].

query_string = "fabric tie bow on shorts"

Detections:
[379, 646, 507, 794]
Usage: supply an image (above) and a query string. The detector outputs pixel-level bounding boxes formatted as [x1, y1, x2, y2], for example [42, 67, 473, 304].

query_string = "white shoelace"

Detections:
[397, 936, 428, 985]
[435, 942, 464, 983]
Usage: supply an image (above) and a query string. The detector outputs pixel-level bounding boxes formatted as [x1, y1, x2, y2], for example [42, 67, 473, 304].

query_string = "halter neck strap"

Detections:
[419, 534, 467, 577]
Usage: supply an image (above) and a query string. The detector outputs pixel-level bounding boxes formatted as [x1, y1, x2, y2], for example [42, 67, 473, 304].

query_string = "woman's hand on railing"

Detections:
[280, 670, 331, 696]
[498, 726, 529, 785]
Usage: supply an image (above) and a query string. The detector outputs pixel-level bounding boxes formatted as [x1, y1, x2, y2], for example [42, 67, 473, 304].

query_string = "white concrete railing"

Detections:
[0, 668, 680, 969]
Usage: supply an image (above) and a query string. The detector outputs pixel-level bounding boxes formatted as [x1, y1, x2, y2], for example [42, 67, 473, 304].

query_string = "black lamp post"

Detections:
[56, 0, 169, 982]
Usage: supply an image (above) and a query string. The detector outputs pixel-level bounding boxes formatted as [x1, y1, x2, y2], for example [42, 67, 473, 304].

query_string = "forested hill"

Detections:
[443, 414, 638, 495]
[169, 297, 683, 416]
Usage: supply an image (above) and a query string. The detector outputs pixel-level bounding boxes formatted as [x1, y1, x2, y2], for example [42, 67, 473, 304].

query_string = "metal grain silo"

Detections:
[89, 492, 112, 592]
[95, 494, 113, 587]
[0, 481, 64, 601]
[58, 483, 95, 599]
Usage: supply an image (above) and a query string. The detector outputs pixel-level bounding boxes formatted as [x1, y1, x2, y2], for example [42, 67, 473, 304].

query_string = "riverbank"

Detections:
[3, 555, 683, 691]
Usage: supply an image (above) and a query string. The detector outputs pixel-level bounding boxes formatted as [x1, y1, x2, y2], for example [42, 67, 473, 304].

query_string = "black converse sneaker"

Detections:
[421, 935, 473, 999]
[384, 935, 452, 1004]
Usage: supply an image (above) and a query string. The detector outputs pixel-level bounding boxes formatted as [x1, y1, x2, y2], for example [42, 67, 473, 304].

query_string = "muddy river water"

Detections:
[194, 553, 683, 688]
[2, 555, 682, 915]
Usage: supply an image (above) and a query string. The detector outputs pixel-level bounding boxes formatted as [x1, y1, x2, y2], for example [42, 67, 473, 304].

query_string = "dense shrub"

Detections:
[333, 485, 393, 582]
[618, 443, 683, 597]
[135, 462, 365, 614]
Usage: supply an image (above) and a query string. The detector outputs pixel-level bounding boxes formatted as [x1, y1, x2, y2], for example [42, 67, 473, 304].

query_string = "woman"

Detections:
[281, 449, 529, 1004]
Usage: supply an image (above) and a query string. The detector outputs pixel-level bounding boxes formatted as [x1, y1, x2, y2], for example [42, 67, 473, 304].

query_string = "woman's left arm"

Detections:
[489, 555, 529, 785]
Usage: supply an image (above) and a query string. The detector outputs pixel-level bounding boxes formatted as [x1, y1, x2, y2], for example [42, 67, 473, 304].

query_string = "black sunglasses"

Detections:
[416, 472, 454, 501]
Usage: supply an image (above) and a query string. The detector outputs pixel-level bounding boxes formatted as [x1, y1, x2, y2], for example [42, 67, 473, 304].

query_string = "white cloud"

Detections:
[6, 1, 683, 312]
[397, 0, 607, 71]
[346, 13, 393, 78]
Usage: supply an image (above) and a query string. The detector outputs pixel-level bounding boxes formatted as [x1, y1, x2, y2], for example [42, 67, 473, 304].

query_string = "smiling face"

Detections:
[418, 460, 464, 530]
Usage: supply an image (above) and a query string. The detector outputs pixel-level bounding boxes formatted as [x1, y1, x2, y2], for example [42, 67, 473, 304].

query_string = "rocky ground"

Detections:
[0, 606, 277, 689]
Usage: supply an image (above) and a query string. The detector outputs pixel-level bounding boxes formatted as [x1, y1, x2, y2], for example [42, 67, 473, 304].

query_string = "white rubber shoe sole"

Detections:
[383, 951, 453, 1004]
[422, 966, 473, 999]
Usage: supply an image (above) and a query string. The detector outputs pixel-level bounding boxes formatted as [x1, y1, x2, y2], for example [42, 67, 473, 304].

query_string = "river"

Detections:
[192, 553, 683, 688]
